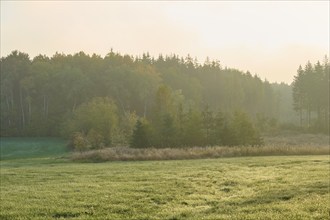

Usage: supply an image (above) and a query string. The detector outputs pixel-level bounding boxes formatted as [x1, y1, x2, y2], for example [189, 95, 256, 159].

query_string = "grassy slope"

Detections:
[1, 154, 329, 219]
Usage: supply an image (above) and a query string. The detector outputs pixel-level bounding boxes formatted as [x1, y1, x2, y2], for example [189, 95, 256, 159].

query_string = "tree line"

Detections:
[2, 50, 326, 149]
[292, 58, 329, 133]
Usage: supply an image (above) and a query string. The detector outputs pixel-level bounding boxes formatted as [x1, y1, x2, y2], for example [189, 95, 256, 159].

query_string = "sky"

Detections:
[1, 1, 329, 84]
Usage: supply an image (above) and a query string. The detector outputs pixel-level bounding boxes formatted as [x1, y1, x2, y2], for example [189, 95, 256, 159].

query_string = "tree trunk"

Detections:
[20, 87, 25, 130]
[46, 98, 49, 119]
[43, 95, 49, 119]
[144, 99, 147, 118]
[72, 98, 77, 112]
[28, 98, 31, 125]
[308, 106, 311, 128]
[43, 95, 47, 117]
[115, 92, 126, 115]
[325, 108, 329, 132]
[299, 108, 302, 128]
[317, 106, 321, 130]
[5, 95, 11, 127]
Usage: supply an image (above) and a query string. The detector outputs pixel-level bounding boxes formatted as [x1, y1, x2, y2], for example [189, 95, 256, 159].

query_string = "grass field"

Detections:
[0, 138, 329, 219]
[0, 138, 68, 160]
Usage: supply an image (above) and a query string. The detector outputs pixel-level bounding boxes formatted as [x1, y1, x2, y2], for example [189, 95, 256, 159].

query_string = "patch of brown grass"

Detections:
[71, 145, 329, 162]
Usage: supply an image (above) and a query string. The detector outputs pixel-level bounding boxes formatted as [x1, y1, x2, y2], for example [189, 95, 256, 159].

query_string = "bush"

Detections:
[69, 132, 89, 152]
[63, 97, 119, 147]
[86, 129, 105, 149]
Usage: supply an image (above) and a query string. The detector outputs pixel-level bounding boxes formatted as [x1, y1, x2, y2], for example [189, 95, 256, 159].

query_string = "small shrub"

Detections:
[87, 129, 105, 149]
[71, 132, 89, 152]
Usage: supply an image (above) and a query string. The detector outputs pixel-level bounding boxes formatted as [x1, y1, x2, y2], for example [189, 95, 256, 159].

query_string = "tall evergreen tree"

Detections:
[130, 119, 151, 148]
[292, 59, 329, 132]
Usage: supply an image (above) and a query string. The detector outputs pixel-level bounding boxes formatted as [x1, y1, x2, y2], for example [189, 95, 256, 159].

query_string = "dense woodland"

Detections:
[1, 51, 328, 149]
[292, 60, 329, 132]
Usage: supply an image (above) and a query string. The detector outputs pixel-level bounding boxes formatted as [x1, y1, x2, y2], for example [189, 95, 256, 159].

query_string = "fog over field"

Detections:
[0, 1, 329, 220]
[1, 1, 329, 83]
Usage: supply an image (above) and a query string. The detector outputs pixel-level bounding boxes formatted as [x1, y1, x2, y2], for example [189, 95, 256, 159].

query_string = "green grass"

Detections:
[1, 155, 329, 219]
[0, 138, 68, 160]
[0, 138, 329, 219]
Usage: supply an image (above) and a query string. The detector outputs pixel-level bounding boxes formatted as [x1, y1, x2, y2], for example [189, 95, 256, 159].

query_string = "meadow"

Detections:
[0, 138, 68, 160]
[0, 138, 329, 219]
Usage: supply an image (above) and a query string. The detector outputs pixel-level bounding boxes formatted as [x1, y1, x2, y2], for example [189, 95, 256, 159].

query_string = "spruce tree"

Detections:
[130, 119, 150, 148]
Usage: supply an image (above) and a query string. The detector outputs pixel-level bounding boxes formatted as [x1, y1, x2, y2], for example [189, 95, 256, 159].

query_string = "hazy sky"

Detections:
[1, 1, 329, 83]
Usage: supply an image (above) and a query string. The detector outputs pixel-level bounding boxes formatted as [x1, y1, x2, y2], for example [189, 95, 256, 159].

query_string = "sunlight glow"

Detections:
[1, 1, 329, 83]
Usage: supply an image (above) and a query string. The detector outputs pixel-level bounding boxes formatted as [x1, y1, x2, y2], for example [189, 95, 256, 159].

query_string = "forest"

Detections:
[0, 51, 328, 149]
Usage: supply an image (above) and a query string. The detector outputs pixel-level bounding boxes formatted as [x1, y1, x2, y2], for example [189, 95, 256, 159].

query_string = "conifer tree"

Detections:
[130, 119, 151, 148]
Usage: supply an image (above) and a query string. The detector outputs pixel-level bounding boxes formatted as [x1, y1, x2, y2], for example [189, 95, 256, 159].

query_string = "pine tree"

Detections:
[130, 119, 150, 148]
[160, 114, 177, 147]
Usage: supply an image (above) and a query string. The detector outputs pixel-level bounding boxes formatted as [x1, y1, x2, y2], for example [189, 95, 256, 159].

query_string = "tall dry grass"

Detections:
[71, 133, 329, 162]
[71, 144, 329, 162]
